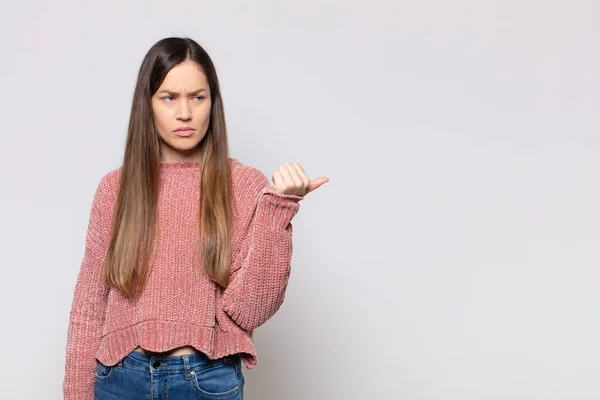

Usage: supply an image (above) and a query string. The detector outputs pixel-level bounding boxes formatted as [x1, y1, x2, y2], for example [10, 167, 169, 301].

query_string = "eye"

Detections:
[162, 96, 175, 102]
[194, 96, 206, 101]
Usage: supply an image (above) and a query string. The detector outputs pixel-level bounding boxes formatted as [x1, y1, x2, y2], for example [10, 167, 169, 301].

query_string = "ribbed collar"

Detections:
[159, 161, 201, 170]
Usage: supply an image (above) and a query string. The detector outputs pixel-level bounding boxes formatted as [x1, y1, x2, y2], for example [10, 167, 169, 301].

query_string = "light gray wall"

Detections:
[1, 0, 599, 398]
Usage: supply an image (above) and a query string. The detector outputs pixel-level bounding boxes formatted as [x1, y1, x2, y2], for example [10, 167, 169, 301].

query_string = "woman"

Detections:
[63, 37, 328, 400]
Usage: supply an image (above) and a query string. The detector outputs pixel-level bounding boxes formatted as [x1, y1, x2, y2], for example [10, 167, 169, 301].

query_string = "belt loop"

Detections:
[182, 355, 191, 380]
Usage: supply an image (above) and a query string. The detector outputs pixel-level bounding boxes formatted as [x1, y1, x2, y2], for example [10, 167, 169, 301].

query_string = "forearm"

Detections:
[222, 187, 302, 331]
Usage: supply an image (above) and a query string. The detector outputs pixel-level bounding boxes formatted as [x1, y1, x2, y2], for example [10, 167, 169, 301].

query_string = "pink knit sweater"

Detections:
[63, 158, 303, 399]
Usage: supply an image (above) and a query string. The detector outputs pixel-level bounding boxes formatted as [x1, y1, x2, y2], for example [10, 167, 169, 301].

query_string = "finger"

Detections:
[273, 165, 295, 194]
[307, 177, 329, 193]
[290, 162, 310, 192]
[272, 170, 285, 189]
[281, 163, 303, 191]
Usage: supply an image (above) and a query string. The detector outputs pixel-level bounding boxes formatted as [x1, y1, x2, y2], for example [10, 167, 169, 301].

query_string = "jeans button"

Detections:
[152, 360, 160, 368]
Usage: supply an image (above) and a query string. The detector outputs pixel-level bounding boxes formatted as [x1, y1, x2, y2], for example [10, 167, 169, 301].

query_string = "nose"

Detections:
[176, 99, 191, 120]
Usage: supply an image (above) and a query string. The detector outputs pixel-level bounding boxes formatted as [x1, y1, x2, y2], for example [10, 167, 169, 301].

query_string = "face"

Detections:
[151, 60, 211, 162]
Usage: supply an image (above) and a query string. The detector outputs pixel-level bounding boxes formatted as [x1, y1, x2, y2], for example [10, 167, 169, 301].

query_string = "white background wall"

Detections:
[1, 0, 599, 399]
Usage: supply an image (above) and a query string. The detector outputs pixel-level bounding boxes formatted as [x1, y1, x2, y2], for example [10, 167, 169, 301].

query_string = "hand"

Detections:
[271, 162, 329, 197]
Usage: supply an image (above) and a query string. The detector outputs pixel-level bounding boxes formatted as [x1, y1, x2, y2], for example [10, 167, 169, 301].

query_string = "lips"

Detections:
[174, 129, 195, 137]
[174, 127, 195, 132]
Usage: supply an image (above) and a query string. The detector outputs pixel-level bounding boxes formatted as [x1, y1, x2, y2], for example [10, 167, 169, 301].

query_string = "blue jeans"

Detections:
[94, 350, 244, 399]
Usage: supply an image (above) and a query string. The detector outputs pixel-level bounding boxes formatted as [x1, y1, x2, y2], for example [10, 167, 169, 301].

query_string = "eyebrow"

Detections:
[157, 88, 208, 95]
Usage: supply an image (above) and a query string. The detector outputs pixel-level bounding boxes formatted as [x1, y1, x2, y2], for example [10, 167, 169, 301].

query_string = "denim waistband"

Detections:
[122, 349, 240, 374]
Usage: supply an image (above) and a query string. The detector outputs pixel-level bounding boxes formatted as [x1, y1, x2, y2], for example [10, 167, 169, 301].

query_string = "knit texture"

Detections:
[63, 158, 303, 400]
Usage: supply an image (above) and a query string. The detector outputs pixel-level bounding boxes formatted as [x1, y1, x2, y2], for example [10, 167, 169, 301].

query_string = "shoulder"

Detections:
[97, 166, 121, 193]
[89, 166, 121, 209]
[230, 158, 269, 185]
[228, 158, 277, 221]
[229, 157, 270, 198]
[95, 159, 268, 197]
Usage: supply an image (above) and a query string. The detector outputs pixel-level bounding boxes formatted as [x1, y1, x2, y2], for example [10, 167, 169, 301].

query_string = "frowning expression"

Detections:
[151, 60, 211, 161]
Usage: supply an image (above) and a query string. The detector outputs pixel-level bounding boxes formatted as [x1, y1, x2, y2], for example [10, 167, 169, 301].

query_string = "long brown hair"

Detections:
[103, 37, 234, 298]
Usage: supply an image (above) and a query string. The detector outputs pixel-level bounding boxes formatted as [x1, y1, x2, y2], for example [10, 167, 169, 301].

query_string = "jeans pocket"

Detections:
[191, 359, 242, 399]
[95, 360, 116, 382]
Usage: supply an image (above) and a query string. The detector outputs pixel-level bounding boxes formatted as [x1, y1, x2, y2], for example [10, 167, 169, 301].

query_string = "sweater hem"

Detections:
[94, 319, 258, 369]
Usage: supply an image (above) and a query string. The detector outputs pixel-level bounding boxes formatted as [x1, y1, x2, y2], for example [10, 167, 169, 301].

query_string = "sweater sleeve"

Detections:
[63, 176, 111, 400]
[221, 177, 303, 332]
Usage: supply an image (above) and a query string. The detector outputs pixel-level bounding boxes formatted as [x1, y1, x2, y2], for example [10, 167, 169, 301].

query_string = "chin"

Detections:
[167, 140, 201, 151]
[160, 133, 205, 151]
[174, 142, 202, 151]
